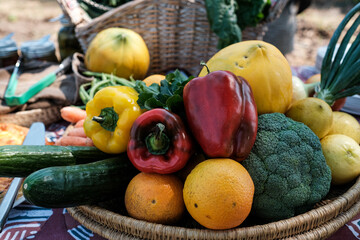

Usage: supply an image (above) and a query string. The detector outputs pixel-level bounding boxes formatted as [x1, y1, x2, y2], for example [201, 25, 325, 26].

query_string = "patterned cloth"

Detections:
[0, 65, 359, 240]
[0, 203, 105, 240]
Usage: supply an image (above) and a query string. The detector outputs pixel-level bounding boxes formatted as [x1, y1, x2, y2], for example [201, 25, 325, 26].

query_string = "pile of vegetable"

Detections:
[1, 3, 360, 232]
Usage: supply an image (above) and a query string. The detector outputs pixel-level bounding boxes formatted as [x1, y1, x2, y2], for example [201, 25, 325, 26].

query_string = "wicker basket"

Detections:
[0, 106, 62, 127]
[67, 176, 360, 240]
[57, 0, 289, 76]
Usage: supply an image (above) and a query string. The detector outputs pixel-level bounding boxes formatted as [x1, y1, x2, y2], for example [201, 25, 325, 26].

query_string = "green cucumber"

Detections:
[0, 145, 113, 177]
[23, 155, 138, 208]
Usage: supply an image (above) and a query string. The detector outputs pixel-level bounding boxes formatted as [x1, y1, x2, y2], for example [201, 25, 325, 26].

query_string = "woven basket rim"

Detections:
[76, 0, 145, 29]
[68, 176, 360, 240]
[73, 0, 289, 29]
[68, 196, 360, 240]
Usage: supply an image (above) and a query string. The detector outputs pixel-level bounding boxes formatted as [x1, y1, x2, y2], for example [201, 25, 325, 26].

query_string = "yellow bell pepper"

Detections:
[83, 86, 142, 154]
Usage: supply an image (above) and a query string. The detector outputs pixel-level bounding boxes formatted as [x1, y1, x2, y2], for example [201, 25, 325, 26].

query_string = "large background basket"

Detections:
[67, 176, 360, 240]
[57, 0, 289, 76]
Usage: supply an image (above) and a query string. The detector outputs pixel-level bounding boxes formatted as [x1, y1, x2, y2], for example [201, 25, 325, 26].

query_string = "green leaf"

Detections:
[166, 95, 184, 113]
[144, 97, 165, 110]
[236, 0, 270, 29]
[135, 69, 193, 115]
[204, 0, 242, 49]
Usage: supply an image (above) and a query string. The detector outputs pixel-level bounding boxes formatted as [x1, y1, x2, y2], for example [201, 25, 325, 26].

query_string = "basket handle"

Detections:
[56, 0, 92, 25]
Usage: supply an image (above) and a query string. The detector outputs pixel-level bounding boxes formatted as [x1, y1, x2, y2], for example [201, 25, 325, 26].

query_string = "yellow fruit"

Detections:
[142, 74, 165, 86]
[291, 76, 307, 105]
[199, 40, 292, 114]
[124, 172, 185, 224]
[85, 28, 150, 80]
[327, 111, 360, 143]
[183, 159, 254, 230]
[321, 134, 360, 185]
[286, 97, 333, 139]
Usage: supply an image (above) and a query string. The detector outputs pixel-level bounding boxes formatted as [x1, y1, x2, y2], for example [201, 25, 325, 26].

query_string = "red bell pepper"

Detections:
[127, 108, 194, 174]
[183, 70, 257, 161]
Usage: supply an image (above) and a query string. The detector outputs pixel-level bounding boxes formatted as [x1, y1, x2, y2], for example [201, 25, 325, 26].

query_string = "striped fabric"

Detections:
[0, 203, 105, 240]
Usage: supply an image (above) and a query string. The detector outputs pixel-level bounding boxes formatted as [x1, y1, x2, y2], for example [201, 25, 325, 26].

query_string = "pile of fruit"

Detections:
[0, 2, 359, 232]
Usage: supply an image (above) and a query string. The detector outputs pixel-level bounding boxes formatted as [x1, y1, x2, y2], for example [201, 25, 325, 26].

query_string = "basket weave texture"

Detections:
[58, 0, 289, 76]
[0, 106, 62, 127]
[67, 176, 360, 240]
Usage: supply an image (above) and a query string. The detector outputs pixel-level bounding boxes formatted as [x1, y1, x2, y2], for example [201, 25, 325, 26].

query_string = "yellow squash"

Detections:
[85, 28, 150, 80]
[199, 40, 292, 114]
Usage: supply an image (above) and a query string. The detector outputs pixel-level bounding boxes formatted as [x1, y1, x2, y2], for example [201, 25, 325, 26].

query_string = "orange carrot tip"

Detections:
[74, 119, 85, 128]
[67, 127, 87, 138]
[55, 136, 94, 147]
[60, 106, 87, 123]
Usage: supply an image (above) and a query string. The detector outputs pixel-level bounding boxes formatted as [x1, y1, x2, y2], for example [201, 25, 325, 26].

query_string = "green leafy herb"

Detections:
[205, 0, 271, 49]
[205, 0, 242, 49]
[236, 0, 271, 29]
[135, 70, 194, 116]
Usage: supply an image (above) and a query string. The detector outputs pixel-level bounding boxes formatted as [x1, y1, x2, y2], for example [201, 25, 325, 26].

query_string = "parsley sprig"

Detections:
[135, 70, 194, 116]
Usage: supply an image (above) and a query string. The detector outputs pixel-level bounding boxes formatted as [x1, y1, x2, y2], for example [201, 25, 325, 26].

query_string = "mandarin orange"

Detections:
[124, 172, 185, 224]
[142, 74, 165, 86]
[183, 158, 254, 230]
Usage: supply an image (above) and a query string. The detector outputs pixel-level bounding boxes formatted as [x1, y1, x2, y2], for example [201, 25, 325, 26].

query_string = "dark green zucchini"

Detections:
[0, 145, 114, 177]
[23, 155, 138, 208]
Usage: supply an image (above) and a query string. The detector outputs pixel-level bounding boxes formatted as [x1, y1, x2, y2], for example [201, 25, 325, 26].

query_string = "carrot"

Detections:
[74, 119, 85, 128]
[60, 106, 87, 123]
[55, 136, 94, 147]
[67, 127, 87, 138]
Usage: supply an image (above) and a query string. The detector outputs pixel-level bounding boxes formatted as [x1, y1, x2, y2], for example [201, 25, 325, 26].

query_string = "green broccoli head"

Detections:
[242, 113, 331, 221]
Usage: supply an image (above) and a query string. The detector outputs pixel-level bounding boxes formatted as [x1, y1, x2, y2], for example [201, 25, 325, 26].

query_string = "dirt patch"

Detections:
[0, 0, 357, 67]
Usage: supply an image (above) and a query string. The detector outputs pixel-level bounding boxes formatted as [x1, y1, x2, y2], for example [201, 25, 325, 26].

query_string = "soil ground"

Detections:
[0, 0, 358, 67]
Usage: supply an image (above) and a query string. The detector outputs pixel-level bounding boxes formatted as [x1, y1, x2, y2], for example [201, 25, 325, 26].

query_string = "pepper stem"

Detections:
[200, 61, 211, 74]
[92, 107, 119, 132]
[145, 123, 170, 155]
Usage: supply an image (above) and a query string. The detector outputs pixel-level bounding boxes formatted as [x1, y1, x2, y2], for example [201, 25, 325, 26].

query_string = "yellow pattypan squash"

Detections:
[85, 28, 150, 80]
[199, 40, 293, 114]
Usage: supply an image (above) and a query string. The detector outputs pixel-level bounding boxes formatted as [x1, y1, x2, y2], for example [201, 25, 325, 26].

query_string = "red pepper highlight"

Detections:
[127, 108, 194, 174]
[183, 70, 258, 161]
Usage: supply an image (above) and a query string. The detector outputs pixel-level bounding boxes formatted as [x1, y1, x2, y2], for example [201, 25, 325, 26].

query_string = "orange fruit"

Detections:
[124, 172, 185, 224]
[183, 159, 254, 230]
[142, 74, 165, 86]
[305, 73, 321, 84]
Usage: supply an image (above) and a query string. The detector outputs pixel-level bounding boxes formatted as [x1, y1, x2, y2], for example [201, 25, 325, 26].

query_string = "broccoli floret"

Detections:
[242, 113, 331, 221]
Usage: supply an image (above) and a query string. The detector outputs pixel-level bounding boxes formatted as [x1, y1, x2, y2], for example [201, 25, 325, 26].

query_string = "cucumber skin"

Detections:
[0, 145, 113, 177]
[23, 155, 139, 208]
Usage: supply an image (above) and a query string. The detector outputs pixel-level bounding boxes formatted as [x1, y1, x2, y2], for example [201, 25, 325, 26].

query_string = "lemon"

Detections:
[327, 111, 360, 143]
[321, 134, 360, 185]
[286, 97, 333, 139]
